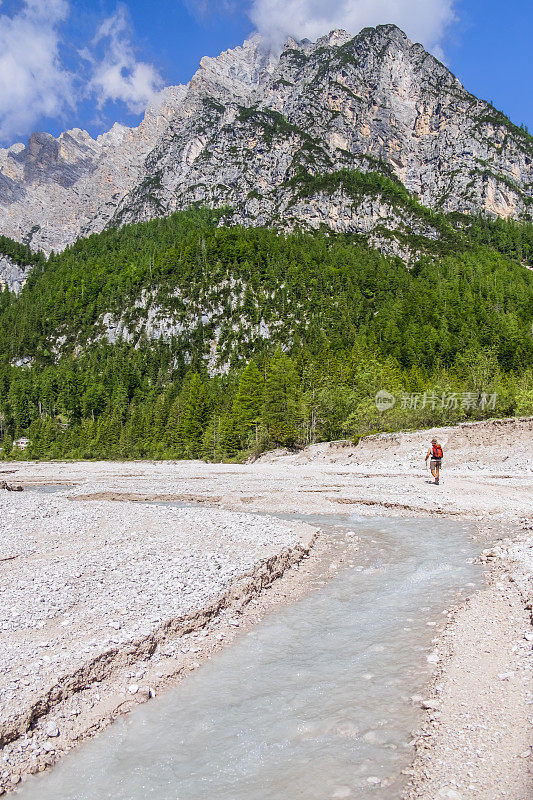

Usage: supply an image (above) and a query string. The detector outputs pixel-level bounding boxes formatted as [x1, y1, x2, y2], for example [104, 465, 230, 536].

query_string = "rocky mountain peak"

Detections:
[0, 25, 530, 256]
[191, 35, 277, 106]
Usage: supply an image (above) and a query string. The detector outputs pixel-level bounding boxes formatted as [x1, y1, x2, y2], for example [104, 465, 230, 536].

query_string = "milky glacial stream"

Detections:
[17, 515, 481, 800]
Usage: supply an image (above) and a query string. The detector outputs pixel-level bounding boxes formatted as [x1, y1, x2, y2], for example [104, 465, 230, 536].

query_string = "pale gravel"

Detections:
[0, 495, 307, 724]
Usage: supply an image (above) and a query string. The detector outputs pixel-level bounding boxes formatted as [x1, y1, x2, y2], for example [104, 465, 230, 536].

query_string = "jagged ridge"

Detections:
[0, 24, 531, 256]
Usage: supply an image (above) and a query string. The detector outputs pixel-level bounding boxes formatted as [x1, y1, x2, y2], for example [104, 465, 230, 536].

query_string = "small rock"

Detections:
[10, 776, 21, 785]
[421, 699, 440, 711]
[427, 652, 439, 664]
[45, 722, 59, 738]
[366, 776, 380, 785]
[332, 787, 351, 798]
[127, 684, 138, 694]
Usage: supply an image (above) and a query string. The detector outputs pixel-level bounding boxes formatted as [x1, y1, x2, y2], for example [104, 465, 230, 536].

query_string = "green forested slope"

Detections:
[0, 207, 532, 461]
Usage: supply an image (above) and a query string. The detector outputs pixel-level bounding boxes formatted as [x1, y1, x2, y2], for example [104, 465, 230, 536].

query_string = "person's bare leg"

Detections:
[435, 464, 440, 484]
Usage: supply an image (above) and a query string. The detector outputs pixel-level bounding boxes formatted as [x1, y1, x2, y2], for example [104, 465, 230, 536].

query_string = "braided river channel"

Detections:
[17, 514, 482, 800]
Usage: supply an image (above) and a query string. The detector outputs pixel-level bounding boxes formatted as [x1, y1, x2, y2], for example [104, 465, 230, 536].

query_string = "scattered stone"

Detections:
[45, 722, 59, 738]
[421, 699, 440, 711]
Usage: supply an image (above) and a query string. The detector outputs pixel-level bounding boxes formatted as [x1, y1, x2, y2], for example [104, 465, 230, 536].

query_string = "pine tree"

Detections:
[218, 412, 240, 458]
[1, 434, 13, 459]
[232, 360, 264, 446]
[262, 349, 300, 447]
[173, 373, 211, 458]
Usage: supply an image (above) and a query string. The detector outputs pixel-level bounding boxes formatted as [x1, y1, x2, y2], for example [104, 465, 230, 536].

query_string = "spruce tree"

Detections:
[174, 373, 211, 458]
[232, 360, 264, 446]
[218, 412, 240, 458]
[1, 434, 13, 459]
[262, 349, 300, 447]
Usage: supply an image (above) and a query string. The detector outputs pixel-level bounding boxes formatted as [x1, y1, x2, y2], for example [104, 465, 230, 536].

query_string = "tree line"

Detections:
[0, 206, 532, 461]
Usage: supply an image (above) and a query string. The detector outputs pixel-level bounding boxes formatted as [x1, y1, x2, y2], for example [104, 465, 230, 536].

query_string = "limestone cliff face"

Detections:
[0, 25, 531, 255]
[0, 256, 32, 294]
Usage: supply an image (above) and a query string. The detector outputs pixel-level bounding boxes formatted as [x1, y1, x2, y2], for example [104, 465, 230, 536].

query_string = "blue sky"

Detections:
[0, 0, 531, 146]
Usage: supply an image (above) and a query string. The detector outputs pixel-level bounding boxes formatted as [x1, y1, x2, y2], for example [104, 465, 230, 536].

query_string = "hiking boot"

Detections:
[435, 477, 439, 485]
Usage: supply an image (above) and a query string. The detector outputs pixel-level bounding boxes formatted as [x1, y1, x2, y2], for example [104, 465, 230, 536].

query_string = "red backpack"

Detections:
[432, 443, 443, 459]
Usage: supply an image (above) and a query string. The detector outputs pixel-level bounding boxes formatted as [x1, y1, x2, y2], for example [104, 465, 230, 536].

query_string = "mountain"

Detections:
[0, 25, 532, 461]
[0, 24, 531, 257]
[0, 208, 532, 460]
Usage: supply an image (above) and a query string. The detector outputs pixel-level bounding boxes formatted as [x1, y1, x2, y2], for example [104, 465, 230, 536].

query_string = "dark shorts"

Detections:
[430, 459, 442, 469]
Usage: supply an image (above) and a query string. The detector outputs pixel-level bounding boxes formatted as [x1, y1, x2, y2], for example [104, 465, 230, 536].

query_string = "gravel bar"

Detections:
[0, 491, 316, 792]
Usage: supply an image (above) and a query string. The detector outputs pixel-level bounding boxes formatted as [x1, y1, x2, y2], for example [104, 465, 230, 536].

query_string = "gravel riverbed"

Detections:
[1, 417, 531, 797]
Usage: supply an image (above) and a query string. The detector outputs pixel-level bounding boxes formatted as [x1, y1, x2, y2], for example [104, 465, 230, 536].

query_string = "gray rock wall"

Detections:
[0, 25, 531, 256]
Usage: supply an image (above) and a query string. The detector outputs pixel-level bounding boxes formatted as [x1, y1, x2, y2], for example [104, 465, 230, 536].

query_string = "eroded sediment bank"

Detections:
[0, 493, 317, 793]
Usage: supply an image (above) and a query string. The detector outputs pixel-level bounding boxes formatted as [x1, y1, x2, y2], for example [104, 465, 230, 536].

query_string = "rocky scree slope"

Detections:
[0, 25, 531, 256]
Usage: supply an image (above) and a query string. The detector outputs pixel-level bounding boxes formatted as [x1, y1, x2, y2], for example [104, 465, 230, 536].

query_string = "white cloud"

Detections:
[0, 0, 75, 142]
[85, 5, 163, 114]
[0, 1, 165, 145]
[248, 0, 456, 54]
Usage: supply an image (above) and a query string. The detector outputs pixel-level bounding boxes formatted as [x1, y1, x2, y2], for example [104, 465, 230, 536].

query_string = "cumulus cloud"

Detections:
[0, 0, 75, 142]
[248, 0, 456, 55]
[84, 5, 163, 114]
[0, 1, 165, 145]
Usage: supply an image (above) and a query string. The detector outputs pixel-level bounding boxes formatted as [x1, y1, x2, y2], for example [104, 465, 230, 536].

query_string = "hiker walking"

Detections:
[425, 438, 443, 484]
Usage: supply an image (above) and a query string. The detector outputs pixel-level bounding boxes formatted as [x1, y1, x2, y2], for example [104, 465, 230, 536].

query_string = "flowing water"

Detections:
[17, 515, 481, 800]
